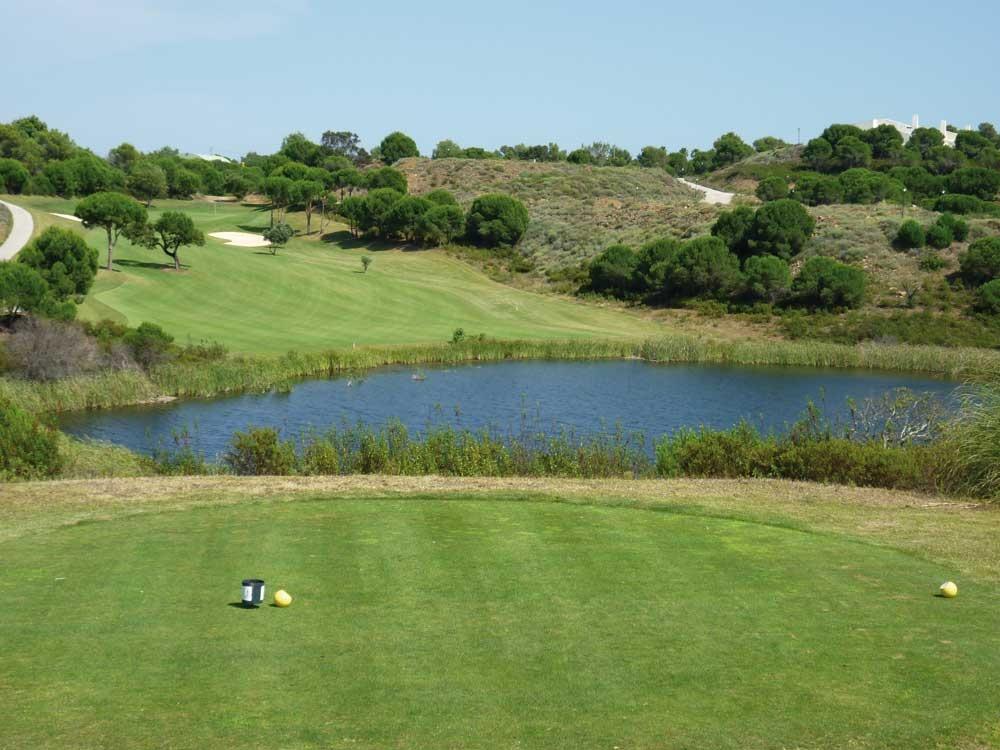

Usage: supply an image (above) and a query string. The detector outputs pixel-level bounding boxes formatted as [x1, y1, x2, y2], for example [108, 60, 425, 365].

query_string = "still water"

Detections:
[58, 360, 956, 458]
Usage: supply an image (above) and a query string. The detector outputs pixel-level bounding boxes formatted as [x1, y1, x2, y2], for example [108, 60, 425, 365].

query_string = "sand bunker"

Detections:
[208, 231, 269, 248]
[51, 213, 83, 222]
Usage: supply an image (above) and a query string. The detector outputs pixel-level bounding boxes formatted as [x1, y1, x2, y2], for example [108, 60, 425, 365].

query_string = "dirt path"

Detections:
[0, 199, 34, 260]
[677, 177, 735, 205]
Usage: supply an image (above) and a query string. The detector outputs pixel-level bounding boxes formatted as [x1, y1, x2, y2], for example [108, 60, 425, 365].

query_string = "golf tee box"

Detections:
[241, 579, 265, 608]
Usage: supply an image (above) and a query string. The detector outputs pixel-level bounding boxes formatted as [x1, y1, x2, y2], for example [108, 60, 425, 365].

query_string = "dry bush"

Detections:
[6, 317, 135, 381]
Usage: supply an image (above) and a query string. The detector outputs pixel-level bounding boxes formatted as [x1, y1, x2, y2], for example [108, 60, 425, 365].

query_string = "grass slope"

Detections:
[2, 478, 998, 749]
[11, 196, 664, 354]
[396, 157, 717, 270]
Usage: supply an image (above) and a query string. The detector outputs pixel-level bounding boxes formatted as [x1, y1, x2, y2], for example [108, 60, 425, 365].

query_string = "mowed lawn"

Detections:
[11, 196, 662, 353]
[3, 488, 999, 749]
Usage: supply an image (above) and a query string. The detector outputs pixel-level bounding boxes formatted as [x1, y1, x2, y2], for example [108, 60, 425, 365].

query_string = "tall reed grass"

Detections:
[6, 336, 1000, 415]
[943, 382, 1000, 499]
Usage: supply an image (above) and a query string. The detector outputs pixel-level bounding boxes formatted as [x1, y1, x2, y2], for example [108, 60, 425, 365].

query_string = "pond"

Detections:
[58, 360, 957, 459]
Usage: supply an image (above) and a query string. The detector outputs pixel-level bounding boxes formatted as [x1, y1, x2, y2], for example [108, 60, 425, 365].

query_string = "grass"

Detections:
[8, 195, 666, 354]
[1, 477, 998, 749]
[396, 157, 718, 270]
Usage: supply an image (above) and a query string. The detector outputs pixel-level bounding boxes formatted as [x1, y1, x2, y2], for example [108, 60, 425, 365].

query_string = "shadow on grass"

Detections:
[227, 602, 258, 610]
[116, 258, 176, 271]
[319, 229, 426, 253]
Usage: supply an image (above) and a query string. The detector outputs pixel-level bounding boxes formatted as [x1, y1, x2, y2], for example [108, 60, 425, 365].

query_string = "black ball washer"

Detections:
[241, 579, 265, 608]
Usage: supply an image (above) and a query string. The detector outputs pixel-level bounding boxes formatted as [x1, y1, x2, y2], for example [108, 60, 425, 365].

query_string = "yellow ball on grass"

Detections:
[939, 581, 958, 598]
[274, 589, 293, 607]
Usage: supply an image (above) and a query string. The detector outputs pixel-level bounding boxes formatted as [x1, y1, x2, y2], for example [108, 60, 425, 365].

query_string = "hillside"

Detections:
[396, 157, 718, 270]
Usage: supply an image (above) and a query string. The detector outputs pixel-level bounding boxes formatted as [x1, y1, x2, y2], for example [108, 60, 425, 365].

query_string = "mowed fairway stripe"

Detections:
[2, 498, 998, 749]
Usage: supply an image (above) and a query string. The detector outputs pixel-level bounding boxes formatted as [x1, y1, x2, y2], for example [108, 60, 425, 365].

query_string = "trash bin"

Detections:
[241, 578, 265, 608]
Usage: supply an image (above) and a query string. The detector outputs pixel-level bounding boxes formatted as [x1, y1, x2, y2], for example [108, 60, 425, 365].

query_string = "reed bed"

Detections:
[6, 336, 1000, 415]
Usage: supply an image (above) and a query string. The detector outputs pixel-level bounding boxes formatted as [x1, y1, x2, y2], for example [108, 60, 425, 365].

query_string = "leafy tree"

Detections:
[0, 262, 49, 318]
[712, 132, 753, 168]
[755, 176, 789, 202]
[263, 175, 294, 224]
[67, 153, 124, 195]
[791, 256, 866, 309]
[18, 226, 98, 298]
[711, 206, 755, 256]
[834, 136, 872, 170]
[126, 160, 168, 206]
[0, 158, 29, 193]
[959, 237, 1000, 286]
[635, 237, 682, 292]
[43, 160, 79, 196]
[887, 166, 944, 200]
[223, 172, 252, 200]
[753, 136, 788, 153]
[263, 222, 294, 255]
[802, 138, 833, 171]
[331, 166, 364, 200]
[433, 140, 464, 159]
[364, 188, 405, 236]
[130, 211, 205, 270]
[466, 194, 529, 248]
[838, 168, 901, 204]
[946, 167, 1000, 200]
[424, 188, 458, 206]
[379, 131, 419, 163]
[924, 145, 966, 175]
[567, 148, 593, 165]
[977, 122, 999, 143]
[688, 149, 715, 174]
[935, 193, 997, 215]
[365, 166, 408, 194]
[895, 220, 926, 250]
[744, 254, 791, 302]
[861, 125, 904, 159]
[339, 196, 367, 237]
[747, 199, 815, 259]
[666, 150, 689, 176]
[168, 167, 201, 198]
[589, 244, 639, 297]
[955, 131, 993, 160]
[74, 191, 147, 270]
[661, 236, 743, 301]
[906, 128, 944, 159]
[272, 161, 309, 181]
[636, 146, 669, 169]
[820, 124, 865, 147]
[385, 196, 433, 243]
[417, 204, 466, 245]
[791, 172, 843, 206]
[976, 279, 1000, 315]
[321, 131, 367, 164]
[280, 132, 323, 166]
[293, 179, 325, 234]
[108, 142, 141, 173]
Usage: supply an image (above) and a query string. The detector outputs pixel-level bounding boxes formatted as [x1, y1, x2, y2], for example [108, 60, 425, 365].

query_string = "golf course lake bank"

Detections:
[58, 360, 958, 459]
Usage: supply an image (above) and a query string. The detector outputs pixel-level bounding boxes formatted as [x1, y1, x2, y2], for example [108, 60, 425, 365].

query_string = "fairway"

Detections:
[3, 492, 998, 749]
[10, 197, 663, 354]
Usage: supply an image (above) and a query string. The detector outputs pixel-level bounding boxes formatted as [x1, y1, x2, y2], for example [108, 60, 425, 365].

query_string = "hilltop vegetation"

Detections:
[395, 157, 713, 270]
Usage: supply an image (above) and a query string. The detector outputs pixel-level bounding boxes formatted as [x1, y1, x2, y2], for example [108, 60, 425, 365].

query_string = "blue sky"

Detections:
[3, 0, 998, 159]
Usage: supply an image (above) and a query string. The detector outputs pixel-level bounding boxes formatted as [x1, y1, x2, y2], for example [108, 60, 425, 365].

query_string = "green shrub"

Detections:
[791, 172, 843, 206]
[918, 252, 947, 272]
[935, 213, 968, 242]
[895, 220, 926, 250]
[223, 427, 297, 476]
[976, 279, 1000, 315]
[124, 322, 175, 369]
[838, 168, 901, 204]
[934, 194, 1000, 216]
[466, 194, 529, 248]
[711, 206, 754, 255]
[925, 223, 953, 250]
[959, 237, 1000, 286]
[946, 167, 1000, 201]
[0, 399, 62, 480]
[791, 256, 866, 310]
[755, 176, 789, 202]
[378, 131, 419, 164]
[661, 236, 744, 301]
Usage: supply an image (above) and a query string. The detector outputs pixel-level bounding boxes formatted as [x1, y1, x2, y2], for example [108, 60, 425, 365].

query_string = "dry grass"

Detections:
[4, 475, 998, 579]
[395, 157, 719, 270]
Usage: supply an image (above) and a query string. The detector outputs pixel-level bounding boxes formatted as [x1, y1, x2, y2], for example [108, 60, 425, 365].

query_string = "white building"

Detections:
[855, 115, 967, 147]
[181, 152, 234, 164]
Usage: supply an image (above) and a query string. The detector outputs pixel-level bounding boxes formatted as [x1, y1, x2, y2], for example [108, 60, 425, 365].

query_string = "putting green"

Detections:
[2, 497, 998, 749]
